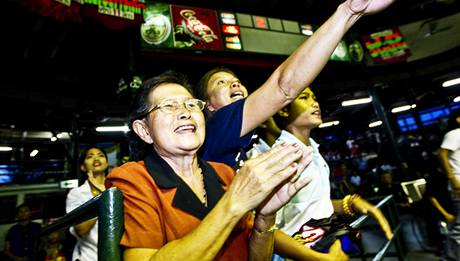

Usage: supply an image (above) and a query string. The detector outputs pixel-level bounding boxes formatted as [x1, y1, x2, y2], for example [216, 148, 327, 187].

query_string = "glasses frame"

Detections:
[142, 98, 206, 118]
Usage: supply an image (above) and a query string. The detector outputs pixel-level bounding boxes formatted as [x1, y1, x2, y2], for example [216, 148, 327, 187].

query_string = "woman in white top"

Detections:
[266, 87, 393, 259]
[66, 146, 108, 261]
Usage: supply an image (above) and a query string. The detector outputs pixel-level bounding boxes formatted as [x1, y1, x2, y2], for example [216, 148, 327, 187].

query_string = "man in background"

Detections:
[4, 204, 42, 261]
[439, 108, 460, 261]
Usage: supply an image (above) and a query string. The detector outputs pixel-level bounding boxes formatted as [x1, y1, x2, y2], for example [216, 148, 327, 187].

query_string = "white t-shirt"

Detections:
[441, 128, 460, 176]
[273, 131, 334, 239]
[66, 180, 98, 261]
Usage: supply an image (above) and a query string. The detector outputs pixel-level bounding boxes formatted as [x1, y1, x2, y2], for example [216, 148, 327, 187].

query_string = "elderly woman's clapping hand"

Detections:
[225, 142, 312, 217]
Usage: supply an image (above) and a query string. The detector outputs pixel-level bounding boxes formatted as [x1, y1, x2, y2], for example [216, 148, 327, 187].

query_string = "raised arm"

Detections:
[123, 143, 308, 261]
[241, 0, 395, 135]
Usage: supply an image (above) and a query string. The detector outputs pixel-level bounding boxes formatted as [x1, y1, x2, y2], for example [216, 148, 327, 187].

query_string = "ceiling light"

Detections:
[30, 149, 39, 157]
[96, 126, 130, 132]
[0, 146, 13, 152]
[442, 77, 460, 87]
[319, 121, 339, 128]
[454, 96, 460, 103]
[341, 97, 372, 107]
[56, 132, 67, 139]
[391, 104, 417, 113]
[50, 136, 58, 142]
[369, 120, 382, 128]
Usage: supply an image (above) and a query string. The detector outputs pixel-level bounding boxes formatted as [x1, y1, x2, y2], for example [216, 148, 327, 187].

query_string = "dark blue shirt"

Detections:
[5, 222, 42, 259]
[200, 99, 254, 167]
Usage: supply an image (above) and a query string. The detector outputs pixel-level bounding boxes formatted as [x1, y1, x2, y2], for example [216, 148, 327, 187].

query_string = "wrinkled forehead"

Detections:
[150, 83, 193, 103]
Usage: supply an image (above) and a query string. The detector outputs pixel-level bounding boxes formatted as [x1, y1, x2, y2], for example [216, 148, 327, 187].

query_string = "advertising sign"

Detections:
[141, 2, 173, 47]
[362, 27, 411, 64]
[171, 5, 223, 50]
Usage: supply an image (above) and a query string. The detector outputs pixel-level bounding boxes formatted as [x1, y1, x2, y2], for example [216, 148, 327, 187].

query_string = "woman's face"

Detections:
[146, 83, 205, 156]
[82, 148, 108, 174]
[286, 87, 322, 130]
[206, 71, 248, 112]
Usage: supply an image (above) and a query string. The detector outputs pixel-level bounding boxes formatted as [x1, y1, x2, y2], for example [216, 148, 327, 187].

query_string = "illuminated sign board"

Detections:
[253, 16, 268, 29]
[220, 12, 236, 25]
[220, 12, 242, 50]
[141, 2, 173, 47]
[171, 5, 223, 50]
[300, 24, 313, 36]
[362, 27, 411, 64]
[222, 25, 240, 35]
[84, 0, 145, 19]
[140, 4, 356, 61]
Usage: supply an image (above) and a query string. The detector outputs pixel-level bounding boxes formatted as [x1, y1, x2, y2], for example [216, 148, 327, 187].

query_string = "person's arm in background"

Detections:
[240, 0, 396, 136]
[66, 171, 105, 238]
[274, 230, 348, 261]
[332, 196, 393, 240]
[65, 185, 97, 238]
[73, 171, 106, 237]
[429, 197, 455, 223]
[439, 148, 460, 195]
[73, 218, 97, 238]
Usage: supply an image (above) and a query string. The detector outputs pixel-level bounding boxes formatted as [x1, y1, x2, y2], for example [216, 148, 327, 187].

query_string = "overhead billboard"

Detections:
[171, 5, 223, 50]
[362, 27, 411, 64]
[140, 3, 356, 62]
[141, 2, 173, 47]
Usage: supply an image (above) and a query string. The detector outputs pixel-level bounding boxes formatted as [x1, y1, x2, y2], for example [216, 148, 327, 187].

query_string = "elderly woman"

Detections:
[105, 71, 314, 261]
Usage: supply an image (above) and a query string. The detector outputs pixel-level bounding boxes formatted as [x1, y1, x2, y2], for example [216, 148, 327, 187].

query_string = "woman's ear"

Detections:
[277, 107, 289, 118]
[80, 165, 87, 173]
[206, 102, 216, 112]
[132, 119, 154, 144]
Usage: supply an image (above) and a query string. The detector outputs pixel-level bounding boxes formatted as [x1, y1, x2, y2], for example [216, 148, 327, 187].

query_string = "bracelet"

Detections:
[343, 194, 360, 216]
[253, 224, 277, 234]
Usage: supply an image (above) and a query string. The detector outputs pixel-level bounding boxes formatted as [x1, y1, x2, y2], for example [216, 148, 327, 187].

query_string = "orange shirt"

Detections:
[106, 150, 252, 261]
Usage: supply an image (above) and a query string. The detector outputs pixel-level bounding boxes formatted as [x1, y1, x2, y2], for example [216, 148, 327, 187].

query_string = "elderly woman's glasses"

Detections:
[148, 98, 206, 114]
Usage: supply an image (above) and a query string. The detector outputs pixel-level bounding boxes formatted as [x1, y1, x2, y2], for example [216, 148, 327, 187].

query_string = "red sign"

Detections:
[254, 16, 268, 29]
[222, 25, 240, 35]
[362, 27, 411, 64]
[171, 5, 223, 50]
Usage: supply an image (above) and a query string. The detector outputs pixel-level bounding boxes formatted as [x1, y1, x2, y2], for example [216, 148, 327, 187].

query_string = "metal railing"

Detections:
[350, 194, 407, 261]
[37, 187, 124, 261]
[36, 190, 404, 261]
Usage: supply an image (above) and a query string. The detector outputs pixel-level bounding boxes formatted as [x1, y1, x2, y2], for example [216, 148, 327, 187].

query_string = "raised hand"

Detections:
[345, 0, 396, 16]
[87, 170, 105, 193]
